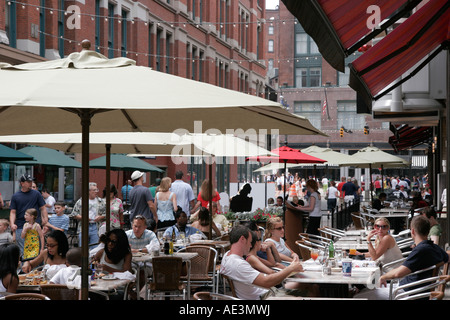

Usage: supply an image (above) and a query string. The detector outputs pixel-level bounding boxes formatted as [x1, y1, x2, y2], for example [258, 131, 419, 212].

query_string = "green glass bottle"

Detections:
[328, 240, 335, 258]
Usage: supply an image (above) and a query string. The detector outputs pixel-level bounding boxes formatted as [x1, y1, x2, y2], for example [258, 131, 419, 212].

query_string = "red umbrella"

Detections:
[247, 146, 327, 214]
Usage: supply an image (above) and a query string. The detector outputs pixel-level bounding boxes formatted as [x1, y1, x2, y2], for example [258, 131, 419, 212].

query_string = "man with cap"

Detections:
[129, 170, 157, 225]
[9, 174, 48, 255]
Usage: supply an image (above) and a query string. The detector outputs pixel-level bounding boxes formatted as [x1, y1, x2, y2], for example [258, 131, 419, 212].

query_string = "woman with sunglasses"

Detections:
[264, 217, 299, 263]
[92, 229, 132, 273]
[363, 218, 403, 271]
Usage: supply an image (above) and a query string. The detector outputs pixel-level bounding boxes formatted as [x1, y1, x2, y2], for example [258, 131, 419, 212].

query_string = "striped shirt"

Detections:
[126, 229, 159, 250]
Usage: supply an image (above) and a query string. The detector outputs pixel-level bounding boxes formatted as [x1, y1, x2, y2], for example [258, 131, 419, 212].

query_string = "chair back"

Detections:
[5, 293, 49, 300]
[182, 245, 214, 278]
[39, 284, 80, 300]
[351, 212, 364, 230]
[220, 273, 237, 297]
[151, 256, 183, 291]
[295, 240, 312, 261]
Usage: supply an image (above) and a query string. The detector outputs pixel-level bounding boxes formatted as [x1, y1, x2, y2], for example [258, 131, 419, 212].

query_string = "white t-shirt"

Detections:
[45, 195, 56, 214]
[327, 186, 338, 199]
[220, 252, 267, 300]
[50, 265, 90, 289]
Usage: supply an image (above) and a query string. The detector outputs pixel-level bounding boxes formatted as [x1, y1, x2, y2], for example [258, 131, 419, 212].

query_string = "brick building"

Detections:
[264, 3, 428, 181]
[0, 0, 270, 200]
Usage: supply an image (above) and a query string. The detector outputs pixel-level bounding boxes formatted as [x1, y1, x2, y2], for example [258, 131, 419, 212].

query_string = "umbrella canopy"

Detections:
[301, 145, 375, 167]
[0, 144, 34, 161]
[247, 146, 327, 164]
[89, 154, 163, 172]
[352, 146, 410, 168]
[0, 47, 326, 137]
[7, 146, 81, 168]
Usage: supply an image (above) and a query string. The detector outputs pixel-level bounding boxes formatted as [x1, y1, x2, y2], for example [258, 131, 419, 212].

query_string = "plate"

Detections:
[101, 275, 118, 281]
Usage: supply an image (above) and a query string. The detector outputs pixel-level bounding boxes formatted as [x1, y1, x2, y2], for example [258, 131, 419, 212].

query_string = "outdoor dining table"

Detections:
[284, 259, 380, 298]
[91, 276, 132, 294]
[132, 251, 198, 300]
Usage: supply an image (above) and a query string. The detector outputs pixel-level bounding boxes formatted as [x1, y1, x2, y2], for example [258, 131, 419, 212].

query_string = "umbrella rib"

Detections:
[121, 110, 140, 131]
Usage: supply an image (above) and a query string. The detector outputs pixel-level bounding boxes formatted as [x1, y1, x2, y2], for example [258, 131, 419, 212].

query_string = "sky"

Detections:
[266, 0, 280, 9]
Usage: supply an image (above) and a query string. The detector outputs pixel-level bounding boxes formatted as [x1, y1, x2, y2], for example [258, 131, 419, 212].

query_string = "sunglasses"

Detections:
[106, 238, 118, 245]
[274, 226, 284, 230]
[374, 224, 389, 230]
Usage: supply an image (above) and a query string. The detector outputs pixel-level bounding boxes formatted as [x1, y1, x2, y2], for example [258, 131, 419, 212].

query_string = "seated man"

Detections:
[372, 192, 387, 211]
[163, 208, 204, 239]
[220, 225, 305, 300]
[125, 215, 159, 254]
[355, 215, 449, 300]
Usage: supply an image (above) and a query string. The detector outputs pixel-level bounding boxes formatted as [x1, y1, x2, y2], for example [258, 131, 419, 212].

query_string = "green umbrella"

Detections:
[0, 144, 34, 161]
[89, 154, 163, 172]
[7, 146, 81, 168]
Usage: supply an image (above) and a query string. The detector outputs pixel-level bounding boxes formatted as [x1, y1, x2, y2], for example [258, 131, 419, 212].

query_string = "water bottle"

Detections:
[163, 238, 170, 255]
[328, 240, 335, 259]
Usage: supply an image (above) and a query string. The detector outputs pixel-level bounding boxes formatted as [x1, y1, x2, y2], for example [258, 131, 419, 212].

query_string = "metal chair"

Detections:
[193, 291, 241, 300]
[39, 284, 80, 300]
[295, 240, 312, 261]
[148, 256, 186, 300]
[220, 273, 237, 297]
[5, 293, 50, 300]
[178, 245, 218, 293]
[299, 233, 332, 246]
[67, 217, 79, 248]
[393, 275, 450, 300]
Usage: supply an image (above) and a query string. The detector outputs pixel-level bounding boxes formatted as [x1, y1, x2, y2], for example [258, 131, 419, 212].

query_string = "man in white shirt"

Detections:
[42, 188, 56, 215]
[220, 225, 304, 300]
[170, 171, 195, 218]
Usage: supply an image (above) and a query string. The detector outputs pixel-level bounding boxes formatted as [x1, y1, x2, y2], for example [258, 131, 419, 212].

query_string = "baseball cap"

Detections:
[19, 174, 34, 183]
[131, 170, 144, 181]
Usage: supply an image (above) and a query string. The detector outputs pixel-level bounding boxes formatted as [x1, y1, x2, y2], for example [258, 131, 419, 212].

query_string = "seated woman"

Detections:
[230, 183, 253, 213]
[92, 228, 132, 273]
[190, 207, 221, 239]
[21, 230, 69, 278]
[264, 217, 299, 263]
[246, 231, 276, 274]
[360, 217, 403, 272]
[0, 243, 20, 293]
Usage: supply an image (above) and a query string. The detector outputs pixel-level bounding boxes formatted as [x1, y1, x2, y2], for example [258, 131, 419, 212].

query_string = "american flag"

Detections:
[322, 99, 327, 116]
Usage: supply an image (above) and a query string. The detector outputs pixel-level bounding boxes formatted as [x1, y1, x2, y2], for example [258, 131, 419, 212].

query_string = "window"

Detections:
[58, 0, 65, 57]
[337, 101, 366, 130]
[268, 40, 274, 52]
[39, 0, 45, 57]
[295, 67, 321, 88]
[268, 26, 274, 35]
[268, 59, 274, 70]
[293, 101, 322, 130]
[108, 3, 115, 58]
[5, 0, 17, 48]
[95, 0, 100, 52]
[121, 11, 128, 57]
[165, 32, 172, 74]
[338, 66, 350, 87]
[295, 33, 319, 55]
[156, 28, 162, 71]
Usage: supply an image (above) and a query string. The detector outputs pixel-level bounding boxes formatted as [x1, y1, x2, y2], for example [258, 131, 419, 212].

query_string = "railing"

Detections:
[331, 200, 359, 230]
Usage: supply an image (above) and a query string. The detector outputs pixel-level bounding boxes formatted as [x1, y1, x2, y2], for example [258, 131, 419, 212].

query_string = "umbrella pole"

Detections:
[370, 164, 373, 205]
[106, 144, 111, 234]
[80, 110, 91, 301]
[283, 160, 287, 221]
[208, 161, 213, 240]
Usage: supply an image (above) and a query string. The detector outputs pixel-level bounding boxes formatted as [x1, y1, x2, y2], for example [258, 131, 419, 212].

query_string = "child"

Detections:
[50, 247, 87, 289]
[21, 208, 45, 261]
[46, 201, 69, 235]
[0, 219, 13, 245]
[0, 243, 20, 293]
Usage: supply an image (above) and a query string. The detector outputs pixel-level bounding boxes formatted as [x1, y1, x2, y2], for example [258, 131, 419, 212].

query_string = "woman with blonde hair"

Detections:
[361, 217, 403, 271]
[154, 177, 177, 228]
[297, 179, 322, 235]
[264, 217, 299, 262]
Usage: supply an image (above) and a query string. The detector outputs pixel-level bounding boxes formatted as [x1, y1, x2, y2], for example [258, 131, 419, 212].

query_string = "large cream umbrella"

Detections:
[0, 44, 322, 299]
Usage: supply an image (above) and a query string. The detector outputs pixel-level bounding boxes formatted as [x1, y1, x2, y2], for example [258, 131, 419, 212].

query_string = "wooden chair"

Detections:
[295, 240, 312, 261]
[178, 245, 218, 293]
[39, 284, 80, 300]
[5, 293, 50, 300]
[193, 291, 241, 300]
[148, 256, 186, 300]
[220, 273, 237, 297]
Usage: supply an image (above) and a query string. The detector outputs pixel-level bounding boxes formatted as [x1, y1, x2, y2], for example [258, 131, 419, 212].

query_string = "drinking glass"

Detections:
[310, 249, 319, 264]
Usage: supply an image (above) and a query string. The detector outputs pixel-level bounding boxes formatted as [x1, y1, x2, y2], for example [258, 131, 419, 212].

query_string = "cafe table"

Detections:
[132, 251, 198, 300]
[91, 276, 133, 294]
[284, 259, 380, 298]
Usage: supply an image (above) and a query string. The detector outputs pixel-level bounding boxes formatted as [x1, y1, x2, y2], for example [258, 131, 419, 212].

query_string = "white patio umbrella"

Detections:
[0, 44, 323, 299]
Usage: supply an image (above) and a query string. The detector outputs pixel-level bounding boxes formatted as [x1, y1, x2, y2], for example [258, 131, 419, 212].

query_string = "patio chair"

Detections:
[393, 275, 450, 300]
[148, 256, 186, 300]
[351, 212, 365, 230]
[193, 291, 241, 300]
[5, 293, 50, 300]
[299, 233, 332, 246]
[220, 273, 237, 297]
[67, 217, 79, 248]
[39, 284, 80, 300]
[178, 245, 218, 293]
[295, 240, 312, 261]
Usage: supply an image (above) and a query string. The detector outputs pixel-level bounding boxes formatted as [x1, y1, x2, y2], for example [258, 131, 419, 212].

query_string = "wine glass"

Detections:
[310, 249, 319, 264]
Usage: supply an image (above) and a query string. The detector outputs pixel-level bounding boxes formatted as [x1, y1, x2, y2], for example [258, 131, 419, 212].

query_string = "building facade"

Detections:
[0, 0, 270, 200]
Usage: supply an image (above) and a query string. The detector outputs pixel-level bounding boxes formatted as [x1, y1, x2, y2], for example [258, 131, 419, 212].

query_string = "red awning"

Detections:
[281, 0, 422, 72]
[388, 125, 433, 152]
[349, 0, 450, 109]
